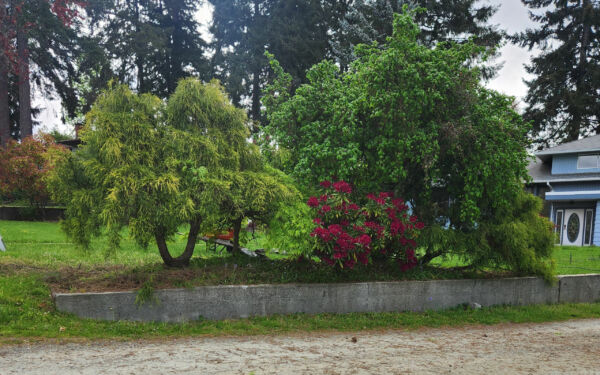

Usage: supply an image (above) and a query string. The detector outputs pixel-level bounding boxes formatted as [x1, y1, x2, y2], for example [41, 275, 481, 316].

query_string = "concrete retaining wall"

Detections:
[53, 274, 600, 323]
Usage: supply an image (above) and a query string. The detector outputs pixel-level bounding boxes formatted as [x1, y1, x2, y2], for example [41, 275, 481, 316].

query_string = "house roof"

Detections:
[536, 134, 600, 162]
[527, 156, 600, 183]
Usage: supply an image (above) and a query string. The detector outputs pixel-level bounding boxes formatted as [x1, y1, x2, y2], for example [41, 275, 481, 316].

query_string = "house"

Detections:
[527, 134, 600, 246]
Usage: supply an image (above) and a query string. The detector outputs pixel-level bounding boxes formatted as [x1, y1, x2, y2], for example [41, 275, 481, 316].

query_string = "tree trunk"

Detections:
[16, 25, 32, 138]
[154, 218, 201, 267]
[0, 58, 10, 147]
[232, 217, 243, 254]
[134, 0, 144, 93]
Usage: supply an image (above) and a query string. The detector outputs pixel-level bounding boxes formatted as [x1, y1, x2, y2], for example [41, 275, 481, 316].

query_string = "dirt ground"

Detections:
[1, 319, 599, 375]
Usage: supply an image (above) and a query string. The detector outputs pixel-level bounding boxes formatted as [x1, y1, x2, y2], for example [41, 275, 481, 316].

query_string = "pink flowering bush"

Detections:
[308, 180, 424, 270]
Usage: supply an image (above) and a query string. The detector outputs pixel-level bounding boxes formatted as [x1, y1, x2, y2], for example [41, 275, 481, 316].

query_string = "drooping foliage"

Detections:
[263, 12, 555, 278]
[48, 78, 296, 266]
[512, 0, 600, 147]
[451, 191, 556, 281]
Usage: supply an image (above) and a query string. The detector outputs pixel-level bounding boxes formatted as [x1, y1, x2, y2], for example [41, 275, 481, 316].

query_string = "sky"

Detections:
[35, 0, 541, 135]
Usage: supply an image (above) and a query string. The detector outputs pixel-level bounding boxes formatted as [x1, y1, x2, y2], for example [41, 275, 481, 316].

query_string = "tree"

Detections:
[330, 0, 503, 74]
[263, 12, 553, 276]
[48, 78, 295, 266]
[513, 0, 600, 147]
[87, 0, 209, 98]
[209, 0, 340, 126]
[0, 0, 84, 143]
[0, 134, 68, 211]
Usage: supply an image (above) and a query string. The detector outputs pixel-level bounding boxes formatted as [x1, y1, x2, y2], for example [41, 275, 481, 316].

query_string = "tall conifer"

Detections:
[514, 0, 600, 146]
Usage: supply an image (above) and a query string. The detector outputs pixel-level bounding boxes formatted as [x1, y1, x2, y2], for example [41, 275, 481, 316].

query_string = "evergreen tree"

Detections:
[330, 0, 502, 73]
[89, 0, 209, 98]
[513, 0, 600, 147]
[209, 0, 341, 126]
[0, 0, 83, 144]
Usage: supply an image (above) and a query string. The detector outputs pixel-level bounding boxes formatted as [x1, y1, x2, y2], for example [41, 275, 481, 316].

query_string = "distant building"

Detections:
[528, 135, 600, 246]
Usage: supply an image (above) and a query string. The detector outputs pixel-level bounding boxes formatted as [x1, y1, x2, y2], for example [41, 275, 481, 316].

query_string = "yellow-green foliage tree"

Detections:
[48, 78, 296, 267]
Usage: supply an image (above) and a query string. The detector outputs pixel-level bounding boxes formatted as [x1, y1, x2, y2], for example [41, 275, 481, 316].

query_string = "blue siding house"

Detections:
[528, 135, 600, 246]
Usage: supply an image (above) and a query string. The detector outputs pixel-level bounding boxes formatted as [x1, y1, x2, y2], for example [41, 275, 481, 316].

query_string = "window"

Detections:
[555, 210, 563, 245]
[584, 209, 594, 245]
[577, 154, 600, 169]
[567, 213, 580, 243]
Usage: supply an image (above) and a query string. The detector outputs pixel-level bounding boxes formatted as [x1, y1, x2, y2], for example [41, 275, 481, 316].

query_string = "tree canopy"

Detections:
[263, 11, 554, 277]
[48, 78, 296, 267]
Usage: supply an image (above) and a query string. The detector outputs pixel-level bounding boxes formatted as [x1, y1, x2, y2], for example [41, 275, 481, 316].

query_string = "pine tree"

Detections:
[0, 0, 83, 143]
[514, 0, 600, 147]
[330, 0, 502, 72]
[209, 0, 341, 126]
[90, 0, 209, 98]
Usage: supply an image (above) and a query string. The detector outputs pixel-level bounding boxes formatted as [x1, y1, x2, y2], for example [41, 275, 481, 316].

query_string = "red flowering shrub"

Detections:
[308, 180, 424, 270]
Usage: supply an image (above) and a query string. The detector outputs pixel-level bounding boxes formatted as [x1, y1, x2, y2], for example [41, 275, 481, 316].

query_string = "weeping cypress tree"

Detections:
[48, 78, 297, 266]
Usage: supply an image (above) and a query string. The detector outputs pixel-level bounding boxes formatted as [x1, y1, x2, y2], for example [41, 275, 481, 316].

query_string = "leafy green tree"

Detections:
[49, 78, 295, 266]
[513, 0, 600, 147]
[263, 12, 553, 276]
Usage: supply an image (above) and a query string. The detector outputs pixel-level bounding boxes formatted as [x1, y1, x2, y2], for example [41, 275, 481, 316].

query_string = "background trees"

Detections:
[330, 0, 503, 73]
[208, 0, 341, 126]
[0, 134, 67, 211]
[513, 0, 600, 148]
[86, 0, 210, 98]
[0, 0, 84, 145]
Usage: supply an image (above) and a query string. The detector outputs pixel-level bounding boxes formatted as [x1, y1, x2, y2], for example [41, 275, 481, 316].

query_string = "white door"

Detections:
[563, 209, 585, 246]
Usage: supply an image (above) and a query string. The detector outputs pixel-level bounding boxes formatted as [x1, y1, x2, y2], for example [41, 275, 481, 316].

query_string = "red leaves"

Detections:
[0, 134, 67, 207]
[51, 0, 85, 27]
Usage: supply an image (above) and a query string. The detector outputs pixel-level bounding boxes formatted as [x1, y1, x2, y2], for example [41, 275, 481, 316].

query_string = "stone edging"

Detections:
[53, 274, 600, 323]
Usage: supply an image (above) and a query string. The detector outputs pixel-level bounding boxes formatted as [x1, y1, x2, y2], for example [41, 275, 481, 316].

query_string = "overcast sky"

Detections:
[36, 0, 541, 135]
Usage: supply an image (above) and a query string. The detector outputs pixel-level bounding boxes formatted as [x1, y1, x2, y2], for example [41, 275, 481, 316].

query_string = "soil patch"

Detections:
[0, 319, 598, 374]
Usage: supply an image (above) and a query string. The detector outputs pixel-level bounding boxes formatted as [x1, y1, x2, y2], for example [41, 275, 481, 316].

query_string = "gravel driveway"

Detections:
[1, 319, 599, 374]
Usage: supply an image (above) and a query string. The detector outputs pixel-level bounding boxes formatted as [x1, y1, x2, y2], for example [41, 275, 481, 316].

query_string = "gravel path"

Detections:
[1, 319, 599, 374]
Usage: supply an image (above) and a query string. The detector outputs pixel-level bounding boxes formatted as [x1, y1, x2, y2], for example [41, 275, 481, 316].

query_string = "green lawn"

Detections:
[553, 246, 600, 274]
[1, 220, 599, 343]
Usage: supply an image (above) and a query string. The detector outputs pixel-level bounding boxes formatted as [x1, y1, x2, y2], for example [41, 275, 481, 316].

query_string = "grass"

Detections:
[0, 220, 480, 293]
[1, 273, 600, 345]
[1, 220, 600, 343]
[553, 246, 600, 274]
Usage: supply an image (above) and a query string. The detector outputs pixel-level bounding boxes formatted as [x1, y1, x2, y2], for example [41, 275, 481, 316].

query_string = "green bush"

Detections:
[460, 192, 555, 281]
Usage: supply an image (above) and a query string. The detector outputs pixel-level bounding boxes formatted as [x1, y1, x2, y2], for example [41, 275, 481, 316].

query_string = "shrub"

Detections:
[464, 192, 556, 281]
[0, 134, 67, 211]
[307, 180, 423, 270]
